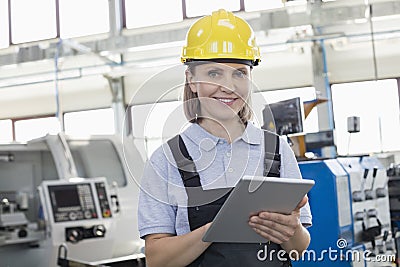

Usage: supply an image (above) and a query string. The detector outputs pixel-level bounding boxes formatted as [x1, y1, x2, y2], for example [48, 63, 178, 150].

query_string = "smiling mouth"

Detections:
[215, 98, 237, 105]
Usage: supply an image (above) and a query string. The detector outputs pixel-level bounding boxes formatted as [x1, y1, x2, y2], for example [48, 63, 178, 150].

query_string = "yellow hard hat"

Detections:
[181, 9, 261, 66]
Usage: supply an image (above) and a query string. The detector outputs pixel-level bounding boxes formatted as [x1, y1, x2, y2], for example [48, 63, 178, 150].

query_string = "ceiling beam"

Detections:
[0, 0, 399, 66]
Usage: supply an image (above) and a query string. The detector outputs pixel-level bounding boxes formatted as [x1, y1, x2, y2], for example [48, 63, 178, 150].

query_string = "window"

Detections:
[0, 0, 9, 48]
[15, 117, 61, 142]
[10, 0, 56, 43]
[185, 0, 240, 18]
[244, 0, 283, 12]
[332, 79, 400, 155]
[131, 101, 184, 158]
[125, 0, 182, 29]
[64, 108, 115, 136]
[254, 87, 319, 133]
[59, 0, 109, 38]
[0, 120, 13, 143]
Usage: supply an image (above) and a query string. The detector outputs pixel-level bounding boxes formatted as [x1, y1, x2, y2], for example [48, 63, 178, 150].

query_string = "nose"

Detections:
[218, 76, 235, 93]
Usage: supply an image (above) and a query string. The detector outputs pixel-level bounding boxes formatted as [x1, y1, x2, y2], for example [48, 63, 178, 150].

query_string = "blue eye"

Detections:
[208, 71, 221, 78]
[234, 70, 247, 78]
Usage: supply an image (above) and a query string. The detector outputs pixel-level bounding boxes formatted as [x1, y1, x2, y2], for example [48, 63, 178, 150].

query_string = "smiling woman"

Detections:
[137, 9, 312, 267]
[184, 62, 252, 133]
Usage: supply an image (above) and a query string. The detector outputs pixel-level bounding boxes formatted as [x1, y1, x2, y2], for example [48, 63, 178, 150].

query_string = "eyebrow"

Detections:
[203, 66, 249, 72]
[236, 67, 248, 72]
[204, 66, 224, 71]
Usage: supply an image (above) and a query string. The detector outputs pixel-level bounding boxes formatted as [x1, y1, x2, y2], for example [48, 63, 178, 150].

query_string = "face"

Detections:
[187, 62, 251, 124]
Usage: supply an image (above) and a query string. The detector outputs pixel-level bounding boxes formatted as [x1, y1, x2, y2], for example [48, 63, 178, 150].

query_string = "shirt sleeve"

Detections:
[279, 137, 313, 227]
[137, 147, 177, 239]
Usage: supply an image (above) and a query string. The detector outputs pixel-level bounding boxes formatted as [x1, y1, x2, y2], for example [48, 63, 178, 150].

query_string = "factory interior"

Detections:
[1, 0, 400, 266]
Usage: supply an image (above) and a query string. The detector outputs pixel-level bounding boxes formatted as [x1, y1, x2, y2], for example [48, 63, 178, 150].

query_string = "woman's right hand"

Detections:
[203, 222, 212, 233]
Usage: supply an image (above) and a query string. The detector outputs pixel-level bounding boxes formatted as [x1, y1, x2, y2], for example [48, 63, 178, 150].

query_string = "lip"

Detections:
[214, 97, 237, 106]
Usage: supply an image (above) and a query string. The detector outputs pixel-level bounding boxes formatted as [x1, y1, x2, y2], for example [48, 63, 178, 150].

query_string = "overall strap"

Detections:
[167, 135, 231, 208]
[263, 130, 281, 177]
[167, 135, 201, 187]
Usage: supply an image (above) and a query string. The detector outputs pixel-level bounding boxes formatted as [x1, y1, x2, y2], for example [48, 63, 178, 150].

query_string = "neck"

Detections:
[199, 118, 246, 143]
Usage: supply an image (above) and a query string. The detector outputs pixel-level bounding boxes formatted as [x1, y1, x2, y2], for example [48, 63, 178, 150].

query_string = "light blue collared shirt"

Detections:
[138, 122, 312, 238]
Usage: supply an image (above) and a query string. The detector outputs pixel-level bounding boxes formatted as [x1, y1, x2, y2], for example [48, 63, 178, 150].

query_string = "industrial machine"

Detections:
[0, 133, 145, 267]
[338, 157, 394, 257]
[293, 156, 395, 267]
[386, 163, 400, 265]
[262, 97, 304, 136]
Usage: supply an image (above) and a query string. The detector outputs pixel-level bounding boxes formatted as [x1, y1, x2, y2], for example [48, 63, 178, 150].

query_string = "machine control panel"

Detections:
[49, 183, 98, 222]
[44, 178, 113, 223]
[95, 182, 112, 218]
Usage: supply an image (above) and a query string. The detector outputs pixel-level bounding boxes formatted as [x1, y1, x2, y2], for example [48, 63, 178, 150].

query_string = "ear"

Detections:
[185, 69, 197, 93]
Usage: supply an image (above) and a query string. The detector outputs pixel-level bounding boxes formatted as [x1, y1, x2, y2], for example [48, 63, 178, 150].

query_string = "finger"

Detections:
[249, 221, 291, 244]
[294, 195, 308, 211]
[204, 222, 212, 231]
[252, 227, 286, 244]
[250, 214, 299, 240]
[249, 211, 259, 217]
[257, 212, 300, 229]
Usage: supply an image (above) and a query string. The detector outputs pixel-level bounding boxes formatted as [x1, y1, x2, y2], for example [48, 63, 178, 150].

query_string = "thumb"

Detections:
[294, 195, 308, 211]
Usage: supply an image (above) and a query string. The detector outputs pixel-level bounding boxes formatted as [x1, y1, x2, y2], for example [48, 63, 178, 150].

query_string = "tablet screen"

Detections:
[202, 176, 314, 243]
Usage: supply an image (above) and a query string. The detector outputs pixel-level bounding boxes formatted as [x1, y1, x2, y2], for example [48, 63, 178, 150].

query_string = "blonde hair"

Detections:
[183, 65, 253, 124]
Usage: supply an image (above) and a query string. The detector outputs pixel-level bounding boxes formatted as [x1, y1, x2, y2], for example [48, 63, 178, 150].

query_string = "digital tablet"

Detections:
[202, 175, 315, 243]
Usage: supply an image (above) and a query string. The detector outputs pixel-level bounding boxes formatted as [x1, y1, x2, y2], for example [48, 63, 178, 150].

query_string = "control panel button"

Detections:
[66, 228, 83, 243]
[93, 225, 106, 237]
[84, 210, 92, 219]
[102, 210, 111, 218]
[69, 212, 77, 220]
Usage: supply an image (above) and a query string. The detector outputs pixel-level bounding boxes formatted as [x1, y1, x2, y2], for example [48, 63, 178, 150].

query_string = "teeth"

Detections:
[218, 98, 234, 103]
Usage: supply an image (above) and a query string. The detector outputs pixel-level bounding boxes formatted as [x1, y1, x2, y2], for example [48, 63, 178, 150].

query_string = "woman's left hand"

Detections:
[248, 196, 308, 244]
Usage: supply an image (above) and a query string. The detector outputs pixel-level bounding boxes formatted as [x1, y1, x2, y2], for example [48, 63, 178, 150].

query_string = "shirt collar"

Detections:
[183, 123, 219, 151]
[182, 122, 262, 151]
[240, 122, 262, 145]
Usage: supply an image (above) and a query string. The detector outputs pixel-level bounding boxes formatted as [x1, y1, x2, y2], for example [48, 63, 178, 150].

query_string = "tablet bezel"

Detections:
[202, 175, 314, 243]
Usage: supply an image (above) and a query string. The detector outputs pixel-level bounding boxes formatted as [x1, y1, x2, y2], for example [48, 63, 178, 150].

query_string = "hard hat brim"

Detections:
[183, 58, 258, 67]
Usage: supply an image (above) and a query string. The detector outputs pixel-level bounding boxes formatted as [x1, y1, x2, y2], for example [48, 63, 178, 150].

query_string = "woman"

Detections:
[138, 9, 312, 267]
